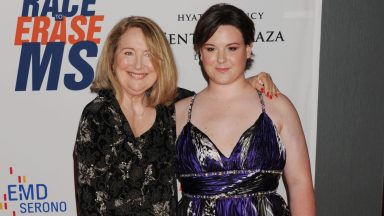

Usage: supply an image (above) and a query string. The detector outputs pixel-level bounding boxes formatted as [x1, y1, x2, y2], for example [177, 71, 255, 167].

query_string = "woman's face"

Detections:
[200, 25, 252, 85]
[114, 27, 157, 97]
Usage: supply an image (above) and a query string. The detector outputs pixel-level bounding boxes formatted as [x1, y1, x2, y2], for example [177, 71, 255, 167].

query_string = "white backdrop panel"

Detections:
[0, 0, 321, 215]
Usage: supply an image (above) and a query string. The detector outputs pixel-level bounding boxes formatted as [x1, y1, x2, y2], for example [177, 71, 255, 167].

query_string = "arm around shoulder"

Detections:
[174, 87, 195, 103]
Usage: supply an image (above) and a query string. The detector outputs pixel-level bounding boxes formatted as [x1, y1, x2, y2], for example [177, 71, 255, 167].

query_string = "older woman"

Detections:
[74, 16, 278, 216]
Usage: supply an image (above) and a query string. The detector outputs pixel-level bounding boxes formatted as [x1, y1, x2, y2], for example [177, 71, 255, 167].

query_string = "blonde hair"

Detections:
[91, 16, 178, 106]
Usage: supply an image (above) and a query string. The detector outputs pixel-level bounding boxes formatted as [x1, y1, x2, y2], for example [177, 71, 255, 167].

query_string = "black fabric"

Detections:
[74, 88, 194, 216]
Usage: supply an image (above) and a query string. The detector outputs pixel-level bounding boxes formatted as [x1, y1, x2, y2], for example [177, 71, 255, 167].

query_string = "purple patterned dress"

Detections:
[175, 92, 291, 216]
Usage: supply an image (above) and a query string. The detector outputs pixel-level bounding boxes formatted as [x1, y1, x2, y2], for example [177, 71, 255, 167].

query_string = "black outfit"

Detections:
[74, 89, 193, 216]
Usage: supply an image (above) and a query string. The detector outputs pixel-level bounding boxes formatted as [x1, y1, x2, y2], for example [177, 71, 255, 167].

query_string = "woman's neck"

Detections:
[118, 92, 150, 117]
[204, 78, 251, 100]
[117, 91, 156, 137]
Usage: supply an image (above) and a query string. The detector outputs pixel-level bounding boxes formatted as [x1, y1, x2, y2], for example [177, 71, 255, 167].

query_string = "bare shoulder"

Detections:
[175, 96, 194, 136]
[263, 93, 300, 130]
[265, 93, 296, 112]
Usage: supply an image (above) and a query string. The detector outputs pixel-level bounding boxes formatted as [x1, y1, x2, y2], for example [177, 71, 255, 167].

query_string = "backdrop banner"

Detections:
[0, 0, 322, 215]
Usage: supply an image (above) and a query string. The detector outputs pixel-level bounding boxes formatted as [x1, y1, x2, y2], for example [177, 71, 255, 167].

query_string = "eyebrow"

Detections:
[203, 42, 241, 46]
[120, 47, 151, 53]
[120, 47, 134, 51]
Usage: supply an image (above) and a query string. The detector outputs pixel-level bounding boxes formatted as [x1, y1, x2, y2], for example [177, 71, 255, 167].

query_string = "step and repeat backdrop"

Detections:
[0, 0, 322, 215]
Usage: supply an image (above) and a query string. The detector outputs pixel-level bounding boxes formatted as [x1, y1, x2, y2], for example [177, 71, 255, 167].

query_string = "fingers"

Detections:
[257, 72, 279, 99]
[248, 72, 281, 99]
[246, 74, 263, 91]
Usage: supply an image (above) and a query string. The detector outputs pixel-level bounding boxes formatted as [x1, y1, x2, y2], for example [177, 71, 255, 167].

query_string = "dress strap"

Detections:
[257, 90, 266, 113]
[187, 94, 197, 122]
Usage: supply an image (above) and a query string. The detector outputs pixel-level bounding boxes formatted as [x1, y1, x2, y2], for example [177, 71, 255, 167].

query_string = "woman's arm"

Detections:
[272, 95, 316, 216]
[74, 109, 110, 216]
[174, 87, 195, 102]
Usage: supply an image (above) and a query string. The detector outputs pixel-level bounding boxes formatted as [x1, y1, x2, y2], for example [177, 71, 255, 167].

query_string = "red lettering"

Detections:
[31, 16, 50, 45]
[14, 17, 32, 45]
[49, 17, 67, 43]
[68, 16, 86, 44]
[86, 15, 104, 44]
[14, 15, 104, 45]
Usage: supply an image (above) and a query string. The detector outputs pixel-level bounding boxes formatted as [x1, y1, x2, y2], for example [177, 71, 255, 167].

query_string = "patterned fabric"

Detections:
[74, 89, 193, 216]
[175, 92, 291, 216]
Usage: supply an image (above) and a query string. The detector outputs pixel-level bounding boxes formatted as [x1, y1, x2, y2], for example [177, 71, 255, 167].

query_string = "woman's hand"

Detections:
[247, 72, 280, 99]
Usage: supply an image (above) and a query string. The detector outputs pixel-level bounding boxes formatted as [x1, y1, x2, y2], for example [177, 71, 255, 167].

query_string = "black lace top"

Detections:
[74, 88, 194, 216]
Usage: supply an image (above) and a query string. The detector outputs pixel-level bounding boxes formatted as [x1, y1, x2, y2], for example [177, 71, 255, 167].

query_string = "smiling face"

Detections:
[200, 25, 252, 86]
[113, 27, 158, 98]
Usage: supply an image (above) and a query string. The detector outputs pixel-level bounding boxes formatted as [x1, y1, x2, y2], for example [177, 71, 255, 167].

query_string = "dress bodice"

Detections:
[175, 91, 290, 216]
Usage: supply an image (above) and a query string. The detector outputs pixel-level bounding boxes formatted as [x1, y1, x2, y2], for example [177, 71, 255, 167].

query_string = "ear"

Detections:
[198, 49, 203, 60]
[246, 43, 253, 59]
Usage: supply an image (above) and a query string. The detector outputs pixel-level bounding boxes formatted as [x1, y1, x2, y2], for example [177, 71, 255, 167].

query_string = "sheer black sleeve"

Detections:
[73, 107, 111, 216]
[174, 87, 195, 103]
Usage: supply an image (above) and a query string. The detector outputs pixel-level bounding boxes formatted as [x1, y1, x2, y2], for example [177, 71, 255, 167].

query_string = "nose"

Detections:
[217, 49, 226, 63]
[135, 55, 143, 70]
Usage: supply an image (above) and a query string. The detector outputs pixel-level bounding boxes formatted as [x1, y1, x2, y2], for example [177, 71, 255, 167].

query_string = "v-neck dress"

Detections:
[175, 92, 291, 216]
[74, 89, 193, 216]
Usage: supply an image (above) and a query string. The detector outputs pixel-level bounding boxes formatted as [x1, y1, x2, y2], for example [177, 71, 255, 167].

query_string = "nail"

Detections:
[260, 87, 265, 93]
